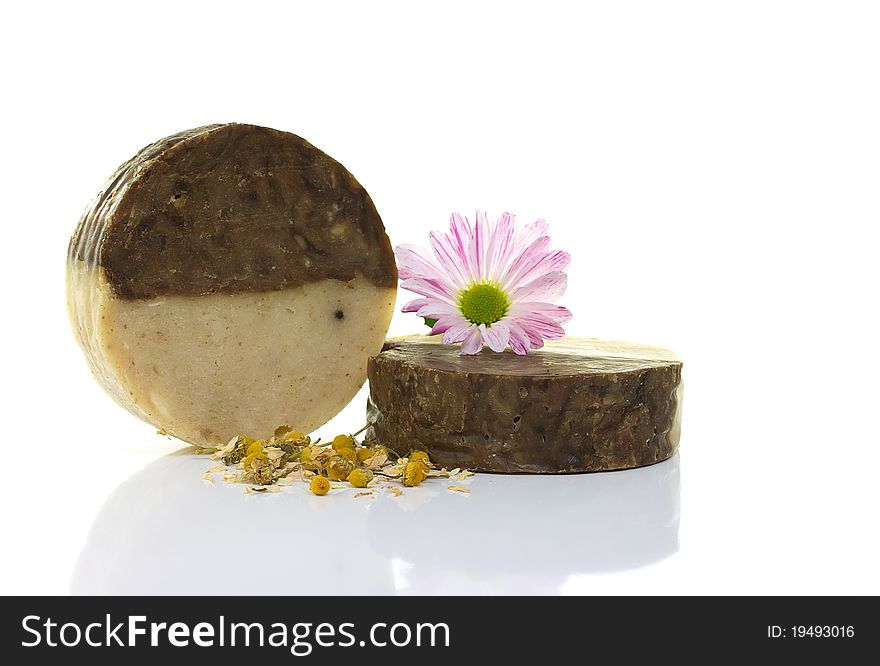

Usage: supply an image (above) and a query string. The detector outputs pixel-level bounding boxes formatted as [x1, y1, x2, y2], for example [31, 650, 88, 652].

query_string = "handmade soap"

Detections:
[367, 336, 682, 473]
[68, 123, 396, 447]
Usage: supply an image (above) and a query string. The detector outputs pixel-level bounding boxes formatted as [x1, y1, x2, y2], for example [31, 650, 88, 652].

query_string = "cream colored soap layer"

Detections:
[67, 260, 395, 447]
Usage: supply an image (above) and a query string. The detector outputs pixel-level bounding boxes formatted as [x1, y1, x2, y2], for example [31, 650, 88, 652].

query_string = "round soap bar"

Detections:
[366, 336, 683, 473]
[68, 123, 397, 447]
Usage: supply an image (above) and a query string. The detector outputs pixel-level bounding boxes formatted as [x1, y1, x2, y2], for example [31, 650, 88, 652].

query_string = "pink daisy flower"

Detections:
[396, 211, 573, 355]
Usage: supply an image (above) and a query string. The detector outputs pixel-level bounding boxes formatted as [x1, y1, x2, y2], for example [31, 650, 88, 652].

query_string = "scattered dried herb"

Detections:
[201, 425, 474, 496]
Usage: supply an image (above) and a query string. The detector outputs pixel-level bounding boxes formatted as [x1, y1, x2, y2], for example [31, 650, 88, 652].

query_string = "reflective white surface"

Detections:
[4, 2, 880, 597]
[72, 452, 680, 595]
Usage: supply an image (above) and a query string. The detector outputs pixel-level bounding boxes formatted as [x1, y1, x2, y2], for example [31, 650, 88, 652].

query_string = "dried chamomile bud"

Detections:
[310, 475, 331, 496]
[332, 434, 356, 452]
[220, 435, 251, 465]
[409, 450, 431, 465]
[356, 447, 373, 463]
[403, 460, 429, 487]
[283, 431, 308, 444]
[222, 447, 246, 466]
[336, 446, 357, 462]
[326, 455, 355, 481]
[299, 445, 317, 464]
[246, 439, 264, 456]
[278, 441, 302, 456]
[243, 450, 268, 471]
[251, 461, 275, 486]
[347, 468, 374, 488]
[274, 424, 294, 437]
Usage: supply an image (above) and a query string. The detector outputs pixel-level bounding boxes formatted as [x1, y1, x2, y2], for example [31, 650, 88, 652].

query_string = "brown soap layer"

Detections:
[69, 124, 396, 299]
[366, 336, 683, 474]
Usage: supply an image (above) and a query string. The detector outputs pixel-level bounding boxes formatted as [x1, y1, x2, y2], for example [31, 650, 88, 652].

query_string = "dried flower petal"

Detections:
[265, 448, 285, 462]
[363, 447, 389, 470]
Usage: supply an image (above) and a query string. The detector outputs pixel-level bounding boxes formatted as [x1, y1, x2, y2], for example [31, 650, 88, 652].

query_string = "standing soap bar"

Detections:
[367, 336, 682, 473]
[68, 123, 397, 447]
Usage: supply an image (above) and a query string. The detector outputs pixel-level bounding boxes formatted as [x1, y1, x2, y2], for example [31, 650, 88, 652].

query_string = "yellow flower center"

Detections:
[458, 282, 510, 325]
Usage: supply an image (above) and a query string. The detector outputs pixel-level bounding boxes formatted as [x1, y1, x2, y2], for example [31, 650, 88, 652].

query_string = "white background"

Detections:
[1, 1, 878, 595]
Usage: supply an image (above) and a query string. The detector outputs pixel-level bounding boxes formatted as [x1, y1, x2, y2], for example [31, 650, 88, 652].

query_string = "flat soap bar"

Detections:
[68, 123, 396, 447]
[366, 336, 682, 473]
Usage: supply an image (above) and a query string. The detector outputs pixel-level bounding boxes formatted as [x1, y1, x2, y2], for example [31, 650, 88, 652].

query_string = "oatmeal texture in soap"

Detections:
[68, 123, 397, 447]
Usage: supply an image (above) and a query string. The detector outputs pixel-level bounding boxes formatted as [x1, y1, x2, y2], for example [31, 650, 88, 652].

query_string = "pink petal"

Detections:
[506, 250, 570, 291]
[512, 319, 547, 349]
[506, 322, 532, 355]
[402, 298, 430, 313]
[400, 277, 458, 302]
[443, 319, 475, 344]
[416, 300, 460, 318]
[481, 321, 510, 352]
[509, 218, 549, 258]
[515, 312, 566, 340]
[449, 213, 473, 276]
[459, 325, 484, 354]
[430, 315, 462, 336]
[513, 302, 573, 324]
[510, 271, 568, 302]
[484, 212, 515, 281]
[500, 236, 551, 289]
[470, 210, 490, 282]
[395, 244, 441, 280]
[429, 231, 471, 288]
[450, 212, 472, 239]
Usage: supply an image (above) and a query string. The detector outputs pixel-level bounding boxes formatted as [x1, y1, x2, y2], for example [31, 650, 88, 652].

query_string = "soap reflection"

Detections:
[72, 452, 680, 595]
